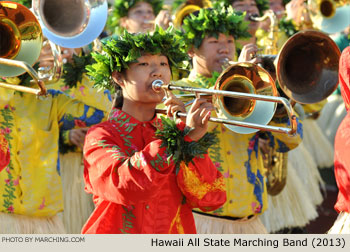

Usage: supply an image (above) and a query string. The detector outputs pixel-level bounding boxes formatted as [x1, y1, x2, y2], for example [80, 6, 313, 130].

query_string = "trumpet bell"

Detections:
[308, 0, 350, 34]
[214, 63, 277, 134]
[276, 30, 340, 104]
[32, 0, 108, 48]
[0, 1, 42, 77]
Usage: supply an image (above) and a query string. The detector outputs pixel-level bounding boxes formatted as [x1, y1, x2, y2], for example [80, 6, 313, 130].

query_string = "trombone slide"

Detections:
[0, 58, 47, 96]
[153, 80, 297, 136]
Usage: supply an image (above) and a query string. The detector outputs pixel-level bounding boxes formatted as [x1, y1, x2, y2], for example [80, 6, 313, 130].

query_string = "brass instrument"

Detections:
[260, 136, 288, 196]
[267, 30, 339, 195]
[154, 62, 298, 136]
[308, 0, 350, 34]
[250, 10, 279, 56]
[32, 0, 108, 48]
[276, 30, 340, 104]
[1, 1, 108, 95]
[0, 1, 46, 95]
[0, 1, 42, 77]
[251, 10, 289, 196]
[173, 0, 212, 28]
[0, 58, 47, 96]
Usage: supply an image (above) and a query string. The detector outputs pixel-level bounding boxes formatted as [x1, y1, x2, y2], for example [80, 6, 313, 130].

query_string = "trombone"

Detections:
[0, 58, 47, 96]
[153, 62, 298, 136]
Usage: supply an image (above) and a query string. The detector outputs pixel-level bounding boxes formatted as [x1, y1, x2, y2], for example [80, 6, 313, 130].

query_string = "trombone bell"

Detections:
[0, 1, 42, 77]
[217, 75, 256, 118]
[214, 63, 277, 134]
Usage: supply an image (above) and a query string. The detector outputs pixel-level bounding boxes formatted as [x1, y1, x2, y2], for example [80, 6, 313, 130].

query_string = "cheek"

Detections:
[128, 17, 143, 27]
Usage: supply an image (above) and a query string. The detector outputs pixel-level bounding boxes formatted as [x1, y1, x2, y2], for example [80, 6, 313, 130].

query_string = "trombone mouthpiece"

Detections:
[143, 20, 155, 24]
[152, 80, 164, 92]
[248, 13, 260, 21]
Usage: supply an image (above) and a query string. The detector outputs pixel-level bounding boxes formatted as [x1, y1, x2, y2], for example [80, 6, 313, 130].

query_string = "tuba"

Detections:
[307, 0, 350, 34]
[173, 0, 212, 28]
[266, 29, 340, 195]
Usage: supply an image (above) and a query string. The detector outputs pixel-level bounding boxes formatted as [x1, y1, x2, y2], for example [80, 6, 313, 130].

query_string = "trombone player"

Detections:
[174, 2, 303, 234]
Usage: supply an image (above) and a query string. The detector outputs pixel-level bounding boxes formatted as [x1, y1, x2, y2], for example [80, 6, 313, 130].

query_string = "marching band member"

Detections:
[253, 0, 324, 233]
[81, 27, 226, 234]
[328, 46, 350, 234]
[176, 3, 303, 233]
[46, 46, 112, 233]
[0, 46, 107, 233]
[107, 0, 171, 34]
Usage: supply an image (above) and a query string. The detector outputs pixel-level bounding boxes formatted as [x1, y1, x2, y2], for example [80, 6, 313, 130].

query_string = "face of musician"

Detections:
[120, 2, 155, 33]
[189, 33, 235, 77]
[231, 0, 260, 35]
[112, 54, 169, 108]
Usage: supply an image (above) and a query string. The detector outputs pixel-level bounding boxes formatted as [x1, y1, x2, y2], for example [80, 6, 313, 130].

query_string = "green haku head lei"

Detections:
[218, 0, 269, 16]
[180, 2, 251, 49]
[254, 0, 269, 15]
[14, 0, 31, 8]
[86, 26, 188, 91]
[107, 0, 163, 32]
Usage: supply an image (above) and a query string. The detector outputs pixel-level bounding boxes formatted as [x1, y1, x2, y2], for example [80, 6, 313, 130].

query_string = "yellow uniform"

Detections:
[0, 84, 106, 218]
[176, 73, 303, 218]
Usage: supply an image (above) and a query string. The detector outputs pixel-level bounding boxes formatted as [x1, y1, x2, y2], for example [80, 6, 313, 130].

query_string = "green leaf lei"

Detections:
[179, 2, 251, 49]
[155, 116, 217, 174]
[278, 16, 298, 38]
[62, 54, 95, 88]
[107, 0, 164, 34]
[86, 26, 188, 91]
[14, 0, 31, 8]
[254, 0, 269, 16]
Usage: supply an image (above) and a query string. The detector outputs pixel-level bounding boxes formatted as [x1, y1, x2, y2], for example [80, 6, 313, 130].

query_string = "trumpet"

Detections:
[153, 62, 298, 136]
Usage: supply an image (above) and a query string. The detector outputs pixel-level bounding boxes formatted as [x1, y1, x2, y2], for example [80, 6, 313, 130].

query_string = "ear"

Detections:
[187, 46, 195, 58]
[119, 17, 128, 30]
[112, 71, 124, 88]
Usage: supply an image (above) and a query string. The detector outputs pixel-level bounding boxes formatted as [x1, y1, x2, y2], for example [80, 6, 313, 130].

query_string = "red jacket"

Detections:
[82, 109, 226, 234]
